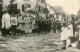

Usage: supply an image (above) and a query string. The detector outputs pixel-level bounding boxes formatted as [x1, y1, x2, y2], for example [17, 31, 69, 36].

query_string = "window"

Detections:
[22, 5, 24, 11]
[0, 0, 3, 2]
[10, 0, 15, 3]
[41, 0, 45, 3]
[43, 8, 49, 13]
[38, 6, 40, 12]
[43, 8, 45, 13]
[38, 6, 46, 13]
[0, 3, 2, 12]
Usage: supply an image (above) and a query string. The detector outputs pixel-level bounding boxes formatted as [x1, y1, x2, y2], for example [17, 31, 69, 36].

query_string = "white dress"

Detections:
[2, 13, 11, 29]
[61, 27, 68, 40]
[68, 24, 73, 37]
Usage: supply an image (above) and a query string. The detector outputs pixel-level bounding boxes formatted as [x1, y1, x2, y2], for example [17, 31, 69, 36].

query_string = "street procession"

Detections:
[0, 0, 80, 52]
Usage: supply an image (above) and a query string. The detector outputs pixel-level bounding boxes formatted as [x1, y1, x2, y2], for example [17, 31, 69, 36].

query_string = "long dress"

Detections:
[24, 17, 28, 33]
[61, 27, 68, 41]
[26, 17, 32, 33]
[2, 13, 11, 29]
[2, 13, 11, 35]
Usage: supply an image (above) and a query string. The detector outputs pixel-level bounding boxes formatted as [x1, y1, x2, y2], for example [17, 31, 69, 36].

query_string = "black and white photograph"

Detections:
[0, 0, 80, 52]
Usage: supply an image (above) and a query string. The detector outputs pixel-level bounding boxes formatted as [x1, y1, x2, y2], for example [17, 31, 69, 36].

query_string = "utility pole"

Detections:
[35, 0, 39, 32]
[36, 0, 38, 18]
[45, 3, 47, 19]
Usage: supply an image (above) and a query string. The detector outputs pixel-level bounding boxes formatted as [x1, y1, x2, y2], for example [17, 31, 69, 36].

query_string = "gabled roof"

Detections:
[46, 3, 63, 14]
[49, 8, 55, 14]
[52, 6, 63, 14]
[46, 3, 55, 14]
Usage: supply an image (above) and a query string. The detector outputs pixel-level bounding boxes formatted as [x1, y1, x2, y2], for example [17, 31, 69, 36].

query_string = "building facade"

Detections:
[37, 0, 46, 18]
[16, 0, 46, 18]
[1, 0, 47, 18]
[52, 6, 63, 22]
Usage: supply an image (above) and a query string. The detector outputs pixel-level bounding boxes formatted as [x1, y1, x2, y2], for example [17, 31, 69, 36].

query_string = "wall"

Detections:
[12, 0, 46, 18]
[37, 0, 46, 18]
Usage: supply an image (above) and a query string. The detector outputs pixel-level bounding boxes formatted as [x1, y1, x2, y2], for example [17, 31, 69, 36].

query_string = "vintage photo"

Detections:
[0, 0, 80, 52]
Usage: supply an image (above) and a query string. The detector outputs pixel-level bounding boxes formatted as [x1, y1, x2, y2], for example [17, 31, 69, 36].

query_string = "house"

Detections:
[46, 4, 63, 22]
[12, 0, 46, 18]
[46, 4, 55, 18]
[2, 0, 47, 19]
[52, 6, 63, 22]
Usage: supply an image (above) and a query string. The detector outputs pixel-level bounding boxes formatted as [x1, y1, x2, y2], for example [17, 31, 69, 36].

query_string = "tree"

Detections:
[8, 4, 20, 14]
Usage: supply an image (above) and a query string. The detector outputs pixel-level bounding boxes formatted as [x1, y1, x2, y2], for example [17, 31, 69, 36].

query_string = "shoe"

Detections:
[76, 45, 80, 49]
[62, 47, 66, 50]
[68, 44, 72, 47]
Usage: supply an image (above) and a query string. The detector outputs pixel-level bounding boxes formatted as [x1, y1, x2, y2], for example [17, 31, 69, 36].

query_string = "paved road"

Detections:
[0, 31, 80, 52]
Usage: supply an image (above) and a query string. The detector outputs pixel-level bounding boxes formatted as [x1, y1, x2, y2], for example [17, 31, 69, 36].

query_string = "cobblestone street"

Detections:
[0, 31, 80, 52]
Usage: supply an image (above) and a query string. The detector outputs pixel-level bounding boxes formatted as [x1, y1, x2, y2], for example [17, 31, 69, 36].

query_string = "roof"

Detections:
[46, 4, 55, 14]
[52, 6, 63, 14]
[49, 8, 55, 14]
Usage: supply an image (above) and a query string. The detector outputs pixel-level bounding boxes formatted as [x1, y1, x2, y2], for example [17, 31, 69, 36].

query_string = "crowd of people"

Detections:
[33, 18, 62, 34]
[1, 10, 31, 36]
[53, 21, 62, 33]
[35, 18, 52, 33]
[1, 10, 80, 50]
[1, 10, 62, 37]
[1, 10, 60, 36]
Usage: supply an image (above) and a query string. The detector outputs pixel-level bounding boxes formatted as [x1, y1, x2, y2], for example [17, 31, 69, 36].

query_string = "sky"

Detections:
[46, 0, 80, 15]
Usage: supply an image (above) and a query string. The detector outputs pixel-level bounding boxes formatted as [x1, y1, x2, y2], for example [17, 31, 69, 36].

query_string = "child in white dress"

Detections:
[61, 22, 68, 50]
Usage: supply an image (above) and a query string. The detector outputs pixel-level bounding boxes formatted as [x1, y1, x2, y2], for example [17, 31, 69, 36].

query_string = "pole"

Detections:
[45, 3, 47, 19]
[72, 16, 75, 37]
[36, 0, 38, 18]
[71, 15, 76, 43]
[35, 0, 38, 32]
[29, 5, 31, 17]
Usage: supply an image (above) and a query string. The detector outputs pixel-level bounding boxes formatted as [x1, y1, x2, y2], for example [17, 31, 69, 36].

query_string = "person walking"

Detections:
[61, 22, 68, 50]
[1, 10, 11, 36]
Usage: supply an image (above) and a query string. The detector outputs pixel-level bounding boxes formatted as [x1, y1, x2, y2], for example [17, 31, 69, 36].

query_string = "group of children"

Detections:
[61, 21, 80, 50]
[10, 13, 26, 35]
[1, 11, 28, 36]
